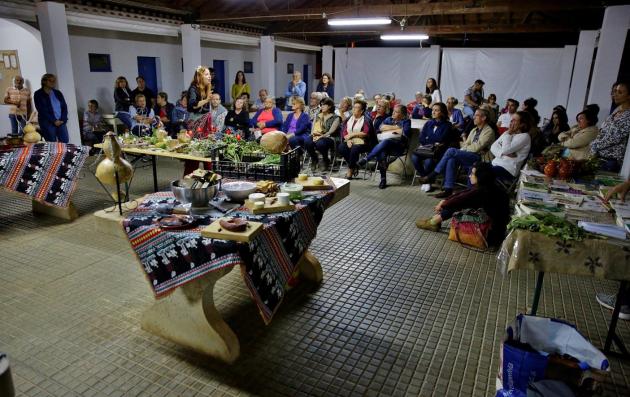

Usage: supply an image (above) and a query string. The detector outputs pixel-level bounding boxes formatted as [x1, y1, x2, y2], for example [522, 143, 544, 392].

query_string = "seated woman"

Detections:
[249, 96, 283, 139]
[542, 108, 570, 146]
[410, 102, 453, 178]
[358, 104, 411, 189]
[414, 161, 510, 247]
[446, 97, 465, 133]
[338, 100, 373, 179]
[370, 100, 390, 133]
[82, 99, 106, 146]
[557, 109, 598, 160]
[304, 97, 341, 172]
[411, 95, 432, 119]
[335, 96, 353, 125]
[490, 111, 532, 182]
[282, 97, 312, 149]
[129, 94, 157, 136]
[224, 97, 250, 138]
[590, 81, 630, 172]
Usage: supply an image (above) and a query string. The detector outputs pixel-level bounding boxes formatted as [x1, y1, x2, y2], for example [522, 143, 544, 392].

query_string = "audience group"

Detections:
[5, 69, 630, 246]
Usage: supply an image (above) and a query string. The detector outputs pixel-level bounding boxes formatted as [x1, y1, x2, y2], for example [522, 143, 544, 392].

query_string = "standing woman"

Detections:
[187, 66, 212, 137]
[113, 76, 133, 129]
[426, 78, 442, 104]
[338, 100, 373, 179]
[34, 73, 69, 143]
[316, 73, 335, 100]
[230, 71, 250, 106]
[591, 81, 630, 172]
[282, 97, 312, 150]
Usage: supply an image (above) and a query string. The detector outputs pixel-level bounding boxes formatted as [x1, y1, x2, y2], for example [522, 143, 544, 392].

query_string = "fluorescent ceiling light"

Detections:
[328, 18, 391, 26]
[381, 34, 429, 41]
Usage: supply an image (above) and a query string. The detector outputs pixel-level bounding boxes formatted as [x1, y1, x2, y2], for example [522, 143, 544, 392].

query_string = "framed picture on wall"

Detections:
[244, 61, 253, 73]
[287, 63, 294, 74]
[88, 53, 111, 72]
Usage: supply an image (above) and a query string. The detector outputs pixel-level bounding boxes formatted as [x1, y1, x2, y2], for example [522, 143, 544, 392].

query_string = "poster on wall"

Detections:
[0, 50, 22, 102]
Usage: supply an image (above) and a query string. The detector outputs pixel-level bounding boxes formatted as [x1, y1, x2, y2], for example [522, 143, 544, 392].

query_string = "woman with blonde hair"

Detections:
[282, 96, 312, 149]
[335, 96, 353, 124]
[187, 66, 213, 137]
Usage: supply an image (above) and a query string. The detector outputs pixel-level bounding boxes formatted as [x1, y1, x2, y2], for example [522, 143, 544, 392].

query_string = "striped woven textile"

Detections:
[123, 189, 334, 324]
[0, 143, 89, 208]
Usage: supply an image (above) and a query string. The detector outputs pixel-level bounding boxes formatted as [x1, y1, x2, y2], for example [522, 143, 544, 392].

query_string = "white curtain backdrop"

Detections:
[440, 48, 567, 123]
[334, 47, 438, 103]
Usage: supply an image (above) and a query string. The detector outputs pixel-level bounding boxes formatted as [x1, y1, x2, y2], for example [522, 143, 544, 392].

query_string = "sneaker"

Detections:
[596, 292, 630, 320]
[417, 174, 436, 184]
[415, 218, 441, 232]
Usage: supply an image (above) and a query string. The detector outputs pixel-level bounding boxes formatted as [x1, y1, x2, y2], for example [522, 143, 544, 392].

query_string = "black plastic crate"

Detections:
[213, 148, 301, 182]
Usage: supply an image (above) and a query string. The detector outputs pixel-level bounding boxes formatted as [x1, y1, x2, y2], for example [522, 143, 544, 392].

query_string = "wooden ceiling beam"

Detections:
[197, 1, 603, 23]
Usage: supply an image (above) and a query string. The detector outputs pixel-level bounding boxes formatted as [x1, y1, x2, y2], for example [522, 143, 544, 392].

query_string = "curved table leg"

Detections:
[297, 250, 323, 283]
[140, 266, 240, 363]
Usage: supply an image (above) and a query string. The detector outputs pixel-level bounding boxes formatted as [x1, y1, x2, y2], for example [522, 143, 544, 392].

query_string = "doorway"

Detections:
[212, 60, 228, 103]
[137, 56, 159, 94]
[302, 64, 309, 101]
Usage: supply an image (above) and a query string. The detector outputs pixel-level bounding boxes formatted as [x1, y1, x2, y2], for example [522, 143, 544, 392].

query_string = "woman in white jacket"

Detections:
[490, 111, 532, 181]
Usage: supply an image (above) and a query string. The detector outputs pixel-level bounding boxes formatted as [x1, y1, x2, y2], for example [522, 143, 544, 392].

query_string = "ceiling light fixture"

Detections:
[380, 34, 429, 41]
[328, 17, 391, 26]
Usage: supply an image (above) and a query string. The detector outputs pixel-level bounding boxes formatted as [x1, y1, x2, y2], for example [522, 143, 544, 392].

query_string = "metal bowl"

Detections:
[221, 181, 257, 202]
[171, 179, 219, 207]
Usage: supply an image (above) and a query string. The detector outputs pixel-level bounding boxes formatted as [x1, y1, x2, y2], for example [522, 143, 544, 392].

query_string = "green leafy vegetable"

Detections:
[508, 213, 592, 241]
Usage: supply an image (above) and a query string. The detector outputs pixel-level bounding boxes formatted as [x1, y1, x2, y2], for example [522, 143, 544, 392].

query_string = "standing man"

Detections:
[3, 75, 31, 136]
[285, 71, 306, 111]
[131, 76, 156, 108]
[34, 73, 69, 143]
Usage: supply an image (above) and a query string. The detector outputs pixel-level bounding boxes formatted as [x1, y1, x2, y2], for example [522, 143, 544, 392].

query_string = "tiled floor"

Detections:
[1, 157, 630, 396]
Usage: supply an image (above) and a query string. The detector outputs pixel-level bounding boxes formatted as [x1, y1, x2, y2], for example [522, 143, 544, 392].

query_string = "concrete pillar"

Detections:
[260, 36, 275, 97]
[588, 5, 630, 124]
[566, 31, 597, 119]
[181, 24, 201, 89]
[322, 45, 333, 76]
[35, 2, 80, 144]
[555, 45, 576, 110]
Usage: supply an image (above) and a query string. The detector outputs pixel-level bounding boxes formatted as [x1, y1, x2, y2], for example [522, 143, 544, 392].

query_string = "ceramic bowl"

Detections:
[222, 181, 257, 202]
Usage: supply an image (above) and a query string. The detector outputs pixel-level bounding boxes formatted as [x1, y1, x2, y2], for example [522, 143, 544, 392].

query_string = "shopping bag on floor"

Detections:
[448, 208, 491, 249]
[497, 314, 609, 396]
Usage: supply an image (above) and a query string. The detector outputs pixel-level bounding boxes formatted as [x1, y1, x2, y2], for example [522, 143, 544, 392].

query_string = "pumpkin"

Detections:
[95, 132, 133, 185]
[22, 123, 41, 144]
[260, 131, 288, 154]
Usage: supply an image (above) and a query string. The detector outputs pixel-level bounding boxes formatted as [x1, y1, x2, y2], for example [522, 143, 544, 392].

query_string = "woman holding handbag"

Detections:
[410, 102, 453, 178]
[415, 161, 510, 248]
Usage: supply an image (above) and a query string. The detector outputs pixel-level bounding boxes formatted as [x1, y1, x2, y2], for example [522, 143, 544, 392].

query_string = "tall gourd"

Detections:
[95, 132, 133, 185]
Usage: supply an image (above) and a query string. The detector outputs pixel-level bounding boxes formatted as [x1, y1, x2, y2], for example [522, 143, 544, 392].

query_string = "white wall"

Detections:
[275, 50, 316, 100]
[201, 42, 260, 102]
[0, 18, 46, 133]
[440, 48, 567, 123]
[334, 47, 439, 103]
[69, 27, 183, 114]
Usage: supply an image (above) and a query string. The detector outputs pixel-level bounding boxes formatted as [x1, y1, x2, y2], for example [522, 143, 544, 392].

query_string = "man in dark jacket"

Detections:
[34, 73, 69, 143]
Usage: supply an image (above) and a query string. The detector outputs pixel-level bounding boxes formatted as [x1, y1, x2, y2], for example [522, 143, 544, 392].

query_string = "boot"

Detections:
[378, 161, 387, 189]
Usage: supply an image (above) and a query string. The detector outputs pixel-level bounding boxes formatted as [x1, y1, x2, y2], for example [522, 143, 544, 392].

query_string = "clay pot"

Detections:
[95, 132, 133, 185]
[543, 160, 558, 178]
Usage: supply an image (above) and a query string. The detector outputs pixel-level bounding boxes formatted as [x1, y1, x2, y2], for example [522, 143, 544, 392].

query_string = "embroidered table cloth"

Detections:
[123, 189, 334, 324]
[0, 143, 89, 208]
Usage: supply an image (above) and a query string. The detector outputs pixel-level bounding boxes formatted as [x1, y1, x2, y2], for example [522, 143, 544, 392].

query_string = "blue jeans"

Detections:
[304, 136, 335, 163]
[365, 139, 405, 162]
[289, 135, 307, 150]
[9, 114, 26, 135]
[433, 148, 480, 189]
[115, 111, 133, 129]
[411, 152, 435, 177]
[40, 121, 69, 143]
